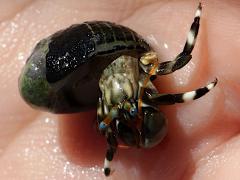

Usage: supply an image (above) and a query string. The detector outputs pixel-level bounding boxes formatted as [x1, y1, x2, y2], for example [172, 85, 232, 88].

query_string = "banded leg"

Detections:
[145, 78, 217, 105]
[104, 127, 118, 176]
[97, 97, 119, 132]
[97, 97, 118, 176]
[140, 3, 202, 75]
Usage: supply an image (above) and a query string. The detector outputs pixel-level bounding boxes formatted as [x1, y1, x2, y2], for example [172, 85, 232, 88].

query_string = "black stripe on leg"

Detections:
[104, 168, 111, 176]
[106, 149, 114, 161]
[182, 78, 218, 102]
[103, 129, 118, 176]
[193, 87, 209, 100]
[147, 78, 218, 105]
[193, 78, 218, 100]
[172, 54, 192, 72]
[104, 149, 114, 176]
[183, 3, 202, 54]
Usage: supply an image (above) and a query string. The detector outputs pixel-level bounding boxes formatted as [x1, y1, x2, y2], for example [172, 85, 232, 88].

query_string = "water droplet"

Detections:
[17, 52, 24, 61]
[164, 42, 168, 49]
[45, 118, 50, 123]
[1, 44, 6, 48]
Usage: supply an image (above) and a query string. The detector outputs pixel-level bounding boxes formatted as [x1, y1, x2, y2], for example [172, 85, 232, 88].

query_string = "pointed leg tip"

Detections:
[207, 78, 218, 90]
[213, 78, 218, 86]
[198, 2, 202, 10]
[104, 168, 111, 176]
[195, 2, 202, 17]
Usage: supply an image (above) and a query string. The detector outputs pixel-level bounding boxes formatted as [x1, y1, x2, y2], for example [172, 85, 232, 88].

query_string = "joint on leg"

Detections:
[184, 3, 202, 53]
[153, 3, 202, 76]
[146, 78, 218, 105]
[177, 78, 218, 102]
[140, 51, 158, 66]
[195, 2, 202, 18]
[104, 149, 114, 176]
[104, 159, 111, 176]
[103, 128, 118, 176]
[98, 107, 119, 131]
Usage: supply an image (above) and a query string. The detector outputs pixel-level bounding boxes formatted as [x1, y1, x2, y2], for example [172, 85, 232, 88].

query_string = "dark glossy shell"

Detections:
[19, 21, 151, 113]
[46, 21, 150, 83]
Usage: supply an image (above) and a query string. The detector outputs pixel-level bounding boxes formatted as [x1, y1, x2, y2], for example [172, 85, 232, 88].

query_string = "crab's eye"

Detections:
[129, 106, 137, 117]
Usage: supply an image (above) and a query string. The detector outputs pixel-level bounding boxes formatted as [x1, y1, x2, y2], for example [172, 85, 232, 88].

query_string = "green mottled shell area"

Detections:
[19, 37, 98, 113]
[19, 38, 54, 111]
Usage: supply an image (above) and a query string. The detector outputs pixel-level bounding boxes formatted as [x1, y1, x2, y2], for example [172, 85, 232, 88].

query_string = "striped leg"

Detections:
[97, 98, 118, 176]
[97, 97, 119, 132]
[104, 128, 118, 176]
[140, 3, 202, 76]
[145, 78, 217, 105]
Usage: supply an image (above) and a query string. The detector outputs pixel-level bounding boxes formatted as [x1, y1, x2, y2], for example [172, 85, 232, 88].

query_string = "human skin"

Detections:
[0, 0, 240, 179]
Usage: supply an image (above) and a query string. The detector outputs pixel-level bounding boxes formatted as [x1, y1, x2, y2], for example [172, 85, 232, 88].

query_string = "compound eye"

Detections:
[129, 107, 137, 117]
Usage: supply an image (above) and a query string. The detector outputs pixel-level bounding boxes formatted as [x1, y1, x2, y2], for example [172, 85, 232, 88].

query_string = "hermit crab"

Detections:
[19, 3, 217, 176]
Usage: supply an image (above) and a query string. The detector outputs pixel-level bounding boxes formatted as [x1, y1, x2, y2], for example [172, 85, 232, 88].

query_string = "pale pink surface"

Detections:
[0, 0, 240, 179]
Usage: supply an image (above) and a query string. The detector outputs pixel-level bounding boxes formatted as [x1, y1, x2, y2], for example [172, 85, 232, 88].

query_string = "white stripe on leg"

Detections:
[195, 3, 202, 18]
[182, 91, 197, 102]
[187, 30, 195, 46]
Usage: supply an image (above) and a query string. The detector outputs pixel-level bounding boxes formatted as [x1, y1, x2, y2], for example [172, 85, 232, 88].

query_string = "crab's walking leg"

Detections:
[97, 97, 108, 133]
[104, 128, 118, 176]
[140, 3, 202, 75]
[97, 97, 119, 132]
[146, 78, 217, 105]
[97, 97, 119, 176]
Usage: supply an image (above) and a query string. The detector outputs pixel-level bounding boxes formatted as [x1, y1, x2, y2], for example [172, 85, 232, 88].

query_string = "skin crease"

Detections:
[0, 0, 240, 179]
